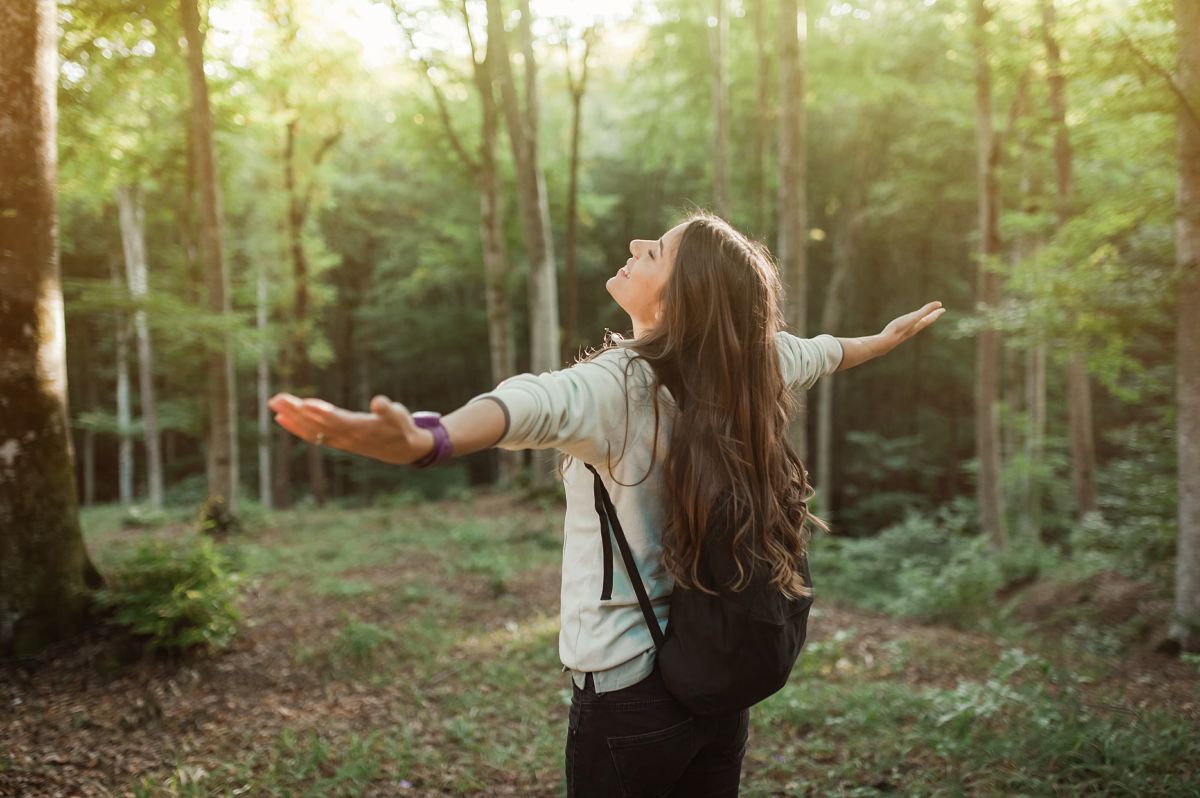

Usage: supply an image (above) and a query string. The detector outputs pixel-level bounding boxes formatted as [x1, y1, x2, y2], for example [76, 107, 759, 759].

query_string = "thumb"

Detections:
[371, 395, 411, 425]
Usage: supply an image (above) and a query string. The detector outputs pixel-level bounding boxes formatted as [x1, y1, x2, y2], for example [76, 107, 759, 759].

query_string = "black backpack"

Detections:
[584, 463, 815, 717]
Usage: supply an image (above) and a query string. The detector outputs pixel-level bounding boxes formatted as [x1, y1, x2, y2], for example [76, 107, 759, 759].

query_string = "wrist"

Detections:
[411, 411, 454, 467]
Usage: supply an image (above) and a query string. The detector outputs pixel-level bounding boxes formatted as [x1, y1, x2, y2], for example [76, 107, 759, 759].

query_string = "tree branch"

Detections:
[1116, 23, 1200, 136]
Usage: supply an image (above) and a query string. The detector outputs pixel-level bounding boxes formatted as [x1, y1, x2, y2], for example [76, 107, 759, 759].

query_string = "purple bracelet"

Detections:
[412, 411, 453, 468]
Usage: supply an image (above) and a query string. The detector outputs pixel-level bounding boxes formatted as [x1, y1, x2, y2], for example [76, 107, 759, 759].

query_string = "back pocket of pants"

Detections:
[607, 717, 693, 798]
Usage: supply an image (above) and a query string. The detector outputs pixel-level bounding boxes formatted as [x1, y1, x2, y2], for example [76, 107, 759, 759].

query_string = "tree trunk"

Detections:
[1026, 343, 1046, 542]
[972, 0, 1006, 550]
[478, 43, 520, 488]
[109, 259, 134, 506]
[181, 0, 238, 517]
[257, 256, 273, 510]
[778, 0, 809, 461]
[488, 0, 561, 485]
[1041, 0, 1097, 521]
[1170, 0, 1200, 652]
[753, 0, 771, 236]
[81, 330, 97, 506]
[0, 0, 102, 656]
[563, 32, 593, 365]
[711, 0, 730, 218]
[283, 117, 328, 505]
[815, 202, 859, 521]
[115, 184, 164, 509]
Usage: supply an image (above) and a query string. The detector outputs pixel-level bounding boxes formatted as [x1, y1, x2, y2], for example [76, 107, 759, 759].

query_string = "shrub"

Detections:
[94, 536, 242, 654]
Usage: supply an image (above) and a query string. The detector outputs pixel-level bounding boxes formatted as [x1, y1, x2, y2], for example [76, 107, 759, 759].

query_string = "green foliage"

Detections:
[93, 536, 242, 654]
[820, 500, 1059, 630]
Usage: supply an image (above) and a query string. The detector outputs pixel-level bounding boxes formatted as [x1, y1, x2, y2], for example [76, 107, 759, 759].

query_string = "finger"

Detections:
[268, 392, 302, 413]
[274, 412, 323, 444]
[372, 396, 414, 429]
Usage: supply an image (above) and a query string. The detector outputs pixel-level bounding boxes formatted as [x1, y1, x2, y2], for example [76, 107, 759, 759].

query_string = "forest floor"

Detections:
[2, 491, 1198, 797]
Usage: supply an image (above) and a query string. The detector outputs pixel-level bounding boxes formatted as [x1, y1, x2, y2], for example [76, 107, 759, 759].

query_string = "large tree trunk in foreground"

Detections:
[0, 0, 102, 656]
[972, 0, 1007, 550]
[181, 0, 238, 517]
[116, 184, 164, 509]
[1169, 0, 1200, 653]
[778, 0, 809, 461]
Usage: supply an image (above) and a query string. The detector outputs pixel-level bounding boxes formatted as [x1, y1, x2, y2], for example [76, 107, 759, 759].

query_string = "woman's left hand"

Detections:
[267, 392, 433, 465]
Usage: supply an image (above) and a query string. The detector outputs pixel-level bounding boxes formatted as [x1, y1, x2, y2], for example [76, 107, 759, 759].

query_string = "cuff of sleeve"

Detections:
[816, 333, 844, 374]
[468, 394, 511, 447]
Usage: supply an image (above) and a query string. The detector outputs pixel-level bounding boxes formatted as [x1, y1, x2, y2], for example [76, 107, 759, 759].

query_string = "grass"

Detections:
[41, 494, 1199, 796]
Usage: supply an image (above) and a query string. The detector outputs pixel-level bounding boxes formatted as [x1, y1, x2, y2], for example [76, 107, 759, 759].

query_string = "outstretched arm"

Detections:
[834, 300, 945, 372]
[268, 392, 507, 465]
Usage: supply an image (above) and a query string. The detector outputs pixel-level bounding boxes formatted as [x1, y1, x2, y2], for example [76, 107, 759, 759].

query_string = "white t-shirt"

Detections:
[467, 331, 844, 693]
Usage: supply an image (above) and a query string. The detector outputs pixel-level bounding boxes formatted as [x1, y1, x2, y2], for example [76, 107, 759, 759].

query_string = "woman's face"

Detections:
[607, 221, 690, 334]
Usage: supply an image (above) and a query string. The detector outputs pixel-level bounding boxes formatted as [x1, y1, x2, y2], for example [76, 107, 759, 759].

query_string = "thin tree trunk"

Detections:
[257, 256, 273, 510]
[1169, 0, 1200, 652]
[181, 0, 237, 517]
[712, 0, 730, 218]
[1041, 0, 1097, 521]
[0, 0, 102, 656]
[972, 0, 1006, 550]
[115, 184, 164, 509]
[778, 0, 809, 461]
[488, 0, 561, 485]
[283, 117, 328, 505]
[81, 329, 97, 506]
[563, 31, 593, 365]
[478, 49, 520, 489]
[1026, 343, 1046, 542]
[815, 203, 859, 520]
[109, 259, 134, 506]
[753, 0, 771, 236]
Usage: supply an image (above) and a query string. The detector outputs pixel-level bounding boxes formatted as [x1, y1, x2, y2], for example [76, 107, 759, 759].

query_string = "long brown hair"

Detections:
[563, 211, 828, 599]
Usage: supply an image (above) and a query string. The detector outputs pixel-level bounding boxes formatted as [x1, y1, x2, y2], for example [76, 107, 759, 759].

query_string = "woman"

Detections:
[269, 212, 945, 797]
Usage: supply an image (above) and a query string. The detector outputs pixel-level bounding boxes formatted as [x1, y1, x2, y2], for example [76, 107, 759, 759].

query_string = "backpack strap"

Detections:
[584, 463, 666, 648]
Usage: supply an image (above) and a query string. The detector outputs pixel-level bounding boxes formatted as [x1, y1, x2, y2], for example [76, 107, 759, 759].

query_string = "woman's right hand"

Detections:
[267, 393, 434, 465]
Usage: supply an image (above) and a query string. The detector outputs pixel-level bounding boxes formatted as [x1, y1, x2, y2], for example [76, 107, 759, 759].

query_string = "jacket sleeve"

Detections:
[465, 349, 635, 464]
[775, 331, 844, 391]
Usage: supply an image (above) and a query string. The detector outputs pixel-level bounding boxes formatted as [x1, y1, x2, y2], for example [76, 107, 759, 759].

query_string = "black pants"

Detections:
[565, 660, 750, 798]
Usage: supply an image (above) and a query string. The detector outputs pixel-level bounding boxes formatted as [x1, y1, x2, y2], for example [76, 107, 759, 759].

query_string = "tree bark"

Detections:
[712, 0, 730, 218]
[563, 28, 594, 365]
[1170, 0, 1200, 652]
[753, 0, 771, 236]
[81, 329, 97, 506]
[181, 0, 238, 517]
[283, 116, 329, 506]
[109, 259, 133, 506]
[815, 201, 859, 521]
[115, 184, 164, 509]
[778, 0, 809, 461]
[1041, 0, 1097, 520]
[488, 0, 561, 485]
[257, 256, 273, 510]
[972, 0, 1007, 549]
[0, 0, 102, 656]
